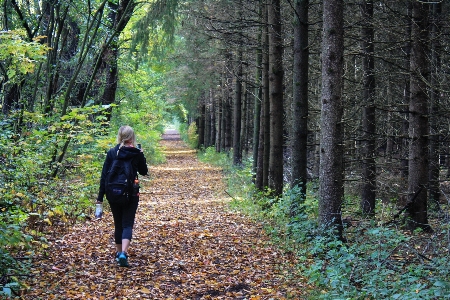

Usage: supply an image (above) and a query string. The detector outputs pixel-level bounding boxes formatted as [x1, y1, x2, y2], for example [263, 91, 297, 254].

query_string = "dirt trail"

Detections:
[23, 134, 305, 299]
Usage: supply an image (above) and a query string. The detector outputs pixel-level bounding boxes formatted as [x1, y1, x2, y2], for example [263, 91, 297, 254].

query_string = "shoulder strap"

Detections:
[109, 147, 119, 160]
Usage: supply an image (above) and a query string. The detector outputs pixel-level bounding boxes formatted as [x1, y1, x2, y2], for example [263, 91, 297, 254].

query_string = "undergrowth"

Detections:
[178, 122, 198, 149]
[199, 146, 450, 300]
[0, 109, 165, 298]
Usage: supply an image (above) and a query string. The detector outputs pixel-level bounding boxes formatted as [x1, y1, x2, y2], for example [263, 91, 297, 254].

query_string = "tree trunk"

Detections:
[210, 88, 216, 148]
[100, 43, 119, 108]
[268, 0, 284, 197]
[290, 0, 309, 215]
[204, 95, 211, 148]
[101, 0, 135, 119]
[428, 3, 441, 209]
[262, 3, 271, 189]
[224, 52, 233, 151]
[401, 3, 412, 181]
[43, 1, 57, 114]
[198, 100, 206, 148]
[406, 1, 431, 232]
[2, 83, 20, 115]
[319, 0, 344, 235]
[233, 50, 243, 165]
[360, 0, 376, 216]
[224, 95, 233, 152]
[63, 0, 108, 115]
[217, 91, 223, 152]
[256, 1, 271, 190]
[252, 3, 263, 179]
[242, 80, 249, 157]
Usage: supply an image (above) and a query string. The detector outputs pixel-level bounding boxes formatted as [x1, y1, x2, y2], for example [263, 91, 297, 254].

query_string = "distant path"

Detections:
[161, 128, 181, 141]
[23, 137, 305, 299]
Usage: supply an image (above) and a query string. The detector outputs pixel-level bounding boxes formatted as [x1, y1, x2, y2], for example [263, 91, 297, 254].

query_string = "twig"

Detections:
[405, 242, 433, 262]
[224, 190, 237, 200]
[383, 185, 424, 226]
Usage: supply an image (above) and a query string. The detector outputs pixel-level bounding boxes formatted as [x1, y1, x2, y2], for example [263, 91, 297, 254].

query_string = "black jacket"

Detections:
[97, 144, 148, 202]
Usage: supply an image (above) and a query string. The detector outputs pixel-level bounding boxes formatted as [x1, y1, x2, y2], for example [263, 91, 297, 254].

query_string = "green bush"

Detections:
[0, 105, 167, 295]
[199, 147, 450, 300]
[178, 121, 199, 149]
[187, 122, 199, 148]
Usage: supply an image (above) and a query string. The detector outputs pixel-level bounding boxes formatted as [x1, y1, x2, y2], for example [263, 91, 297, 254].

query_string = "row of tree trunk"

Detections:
[186, 0, 446, 234]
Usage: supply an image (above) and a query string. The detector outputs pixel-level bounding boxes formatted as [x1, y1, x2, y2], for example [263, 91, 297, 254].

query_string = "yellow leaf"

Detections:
[140, 287, 151, 293]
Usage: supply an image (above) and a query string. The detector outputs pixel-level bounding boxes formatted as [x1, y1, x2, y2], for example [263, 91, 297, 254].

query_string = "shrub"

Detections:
[187, 122, 199, 148]
[199, 147, 450, 299]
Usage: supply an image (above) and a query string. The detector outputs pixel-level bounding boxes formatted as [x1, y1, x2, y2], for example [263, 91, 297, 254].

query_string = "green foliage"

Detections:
[112, 61, 169, 164]
[177, 122, 188, 143]
[0, 0, 172, 294]
[187, 122, 199, 149]
[300, 225, 450, 299]
[129, 0, 179, 61]
[179, 122, 199, 149]
[198, 148, 264, 219]
[198, 146, 229, 168]
[0, 30, 48, 83]
[199, 147, 450, 299]
[198, 146, 255, 200]
[0, 106, 111, 292]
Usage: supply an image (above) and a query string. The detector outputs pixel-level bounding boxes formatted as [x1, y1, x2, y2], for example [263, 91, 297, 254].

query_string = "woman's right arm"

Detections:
[138, 152, 148, 176]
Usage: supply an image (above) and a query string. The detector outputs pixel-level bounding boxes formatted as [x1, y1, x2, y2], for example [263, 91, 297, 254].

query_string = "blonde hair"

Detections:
[116, 125, 136, 148]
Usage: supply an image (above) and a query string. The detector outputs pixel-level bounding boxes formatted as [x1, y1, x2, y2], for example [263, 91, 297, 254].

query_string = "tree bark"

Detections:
[205, 94, 211, 148]
[401, 2, 412, 181]
[262, 4, 271, 189]
[210, 88, 216, 148]
[256, 1, 271, 190]
[428, 3, 442, 209]
[319, 0, 344, 235]
[242, 80, 249, 157]
[360, 0, 376, 216]
[268, 0, 284, 197]
[198, 99, 206, 148]
[224, 53, 233, 152]
[100, 0, 135, 119]
[290, 0, 309, 215]
[233, 50, 243, 165]
[217, 89, 223, 152]
[252, 4, 263, 181]
[406, 1, 431, 232]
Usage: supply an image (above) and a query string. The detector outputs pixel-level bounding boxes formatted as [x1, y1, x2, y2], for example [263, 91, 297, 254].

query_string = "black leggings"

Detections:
[108, 197, 139, 244]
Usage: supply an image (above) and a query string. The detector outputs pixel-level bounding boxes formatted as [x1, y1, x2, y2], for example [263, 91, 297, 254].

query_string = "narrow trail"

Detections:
[23, 133, 305, 299]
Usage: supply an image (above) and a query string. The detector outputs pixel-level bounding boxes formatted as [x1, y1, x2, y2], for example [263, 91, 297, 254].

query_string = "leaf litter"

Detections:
[21, 138, 306, 299]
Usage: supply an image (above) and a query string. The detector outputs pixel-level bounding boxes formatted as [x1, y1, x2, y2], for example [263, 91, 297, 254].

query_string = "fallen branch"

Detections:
[383, 185, 424, 226]
[224, 190, 237, 201]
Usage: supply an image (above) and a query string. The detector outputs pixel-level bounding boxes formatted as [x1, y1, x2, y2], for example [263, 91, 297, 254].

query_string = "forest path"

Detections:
[23, 132, 305, 299]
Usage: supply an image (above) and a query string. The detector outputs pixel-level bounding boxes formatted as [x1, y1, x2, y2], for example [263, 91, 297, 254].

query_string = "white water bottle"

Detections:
[95, 203, 103, 218]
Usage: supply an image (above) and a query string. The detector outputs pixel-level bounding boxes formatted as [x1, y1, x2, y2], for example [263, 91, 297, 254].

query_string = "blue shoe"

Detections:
[118, 252, 128, 267]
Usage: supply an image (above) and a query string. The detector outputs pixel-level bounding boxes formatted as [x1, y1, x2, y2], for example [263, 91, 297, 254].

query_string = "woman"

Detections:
[97, 125, 148, 267]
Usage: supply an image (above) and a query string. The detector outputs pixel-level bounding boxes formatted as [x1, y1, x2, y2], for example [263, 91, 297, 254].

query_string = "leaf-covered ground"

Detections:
[22, 132, 306, 299]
